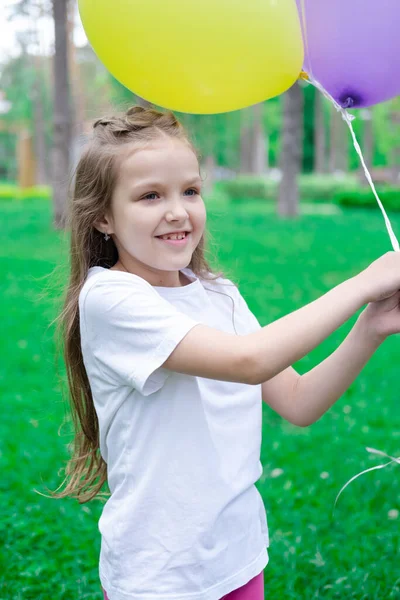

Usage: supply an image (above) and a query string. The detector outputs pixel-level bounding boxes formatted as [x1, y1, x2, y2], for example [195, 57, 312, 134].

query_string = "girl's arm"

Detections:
[244, 276, 363, 386]
[264, 314, 381, 427]
[164, 275, 364, 385]
[164, 252, 400, 389]
[287, 288, 400, 427]
[247, 250, 400, 386]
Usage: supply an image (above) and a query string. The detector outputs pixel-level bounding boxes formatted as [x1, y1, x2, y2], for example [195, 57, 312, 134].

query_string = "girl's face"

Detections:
[102, 137, 207, 287]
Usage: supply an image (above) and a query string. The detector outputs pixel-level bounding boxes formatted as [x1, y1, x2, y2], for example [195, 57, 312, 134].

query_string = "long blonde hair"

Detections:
[53, 106, 229, 503]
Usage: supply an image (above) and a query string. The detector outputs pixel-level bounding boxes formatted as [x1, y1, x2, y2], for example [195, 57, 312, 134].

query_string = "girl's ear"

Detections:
[94, 214, 114, 235]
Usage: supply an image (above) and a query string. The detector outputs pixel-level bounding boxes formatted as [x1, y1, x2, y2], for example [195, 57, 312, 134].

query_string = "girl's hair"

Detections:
[52, 105, 228, 503]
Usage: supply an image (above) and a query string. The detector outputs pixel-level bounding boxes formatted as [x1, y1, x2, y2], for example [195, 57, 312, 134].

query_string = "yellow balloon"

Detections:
[78, 0, 304, 114]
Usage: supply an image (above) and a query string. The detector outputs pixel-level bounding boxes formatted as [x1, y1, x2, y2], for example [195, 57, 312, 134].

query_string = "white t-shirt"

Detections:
[79, 266, 269, 600]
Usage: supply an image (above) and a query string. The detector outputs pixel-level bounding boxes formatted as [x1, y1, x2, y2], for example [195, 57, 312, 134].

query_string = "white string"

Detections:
[303, 75, 400, 252]
[298, 11, 400, 514]
[300, 0, 313, 79]
[334, 447, 400, 510]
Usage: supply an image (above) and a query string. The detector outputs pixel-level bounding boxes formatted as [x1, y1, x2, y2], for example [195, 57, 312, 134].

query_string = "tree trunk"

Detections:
[202, 115, 216, 194]
[388, 110, 400, 183]
[18, 130, 36, 188]
[52, 0, 72, 229]
[357, 109, 374, 186]
[32, 58, 48, 184]
[239, 108, 252, 174]
[329, 107, 348, 173]
[239, 104, 268, 175]
[314, 91, 326, 173]
[68, 1, 83, 135]
[390, 148, 400, 184]
[278, 82, 303, 218]
[363, 110, 374, 170]
[250, 102, 267, 175]
[202, 154, 215, 197]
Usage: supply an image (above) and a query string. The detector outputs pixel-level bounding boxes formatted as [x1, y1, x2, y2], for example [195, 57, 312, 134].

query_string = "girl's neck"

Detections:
[109, 260, 192, 287]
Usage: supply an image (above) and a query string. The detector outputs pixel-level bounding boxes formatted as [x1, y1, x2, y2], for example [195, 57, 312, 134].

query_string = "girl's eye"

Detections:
[142, 192, 158, 201]
[141, 188, 199, 201]
[185, 188, 199, 196]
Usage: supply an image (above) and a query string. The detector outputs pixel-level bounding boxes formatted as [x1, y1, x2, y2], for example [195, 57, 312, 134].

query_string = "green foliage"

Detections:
[0, 183, 51, 200]
[107, 76, 284, 170]
[180, 111, 242, 169]
[334, 186, 400, 211]
[348, 125, 362, 170]
[263, 97, 282, 167]
[301, 81, 316, 173]
[0, 131, 17, 180]
[218, 176, 277, 201]
[373, 98, 400, 167]
[0, 53, 53, 132]
[219, 174, 360, 202]
[299, 173, 359, 201]
[0, 52, 54, 180]
[108, 73, 137, 106]
[0, 183, 18, 200]
[2, 45, 400, 195]
[1, 199, 399, 598]
[0, 54, 35, 126]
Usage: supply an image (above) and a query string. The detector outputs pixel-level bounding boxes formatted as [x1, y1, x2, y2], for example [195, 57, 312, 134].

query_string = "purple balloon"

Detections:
[296, 0, 400, 108]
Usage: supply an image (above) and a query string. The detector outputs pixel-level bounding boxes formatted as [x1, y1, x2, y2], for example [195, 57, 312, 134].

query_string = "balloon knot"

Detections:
[299, 70, 310, 82]
[342, 97, 355, 109]
[338, 91, 362, 109]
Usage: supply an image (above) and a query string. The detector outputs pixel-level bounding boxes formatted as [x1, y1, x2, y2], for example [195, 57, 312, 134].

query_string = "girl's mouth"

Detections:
[155, 232, 191, 246]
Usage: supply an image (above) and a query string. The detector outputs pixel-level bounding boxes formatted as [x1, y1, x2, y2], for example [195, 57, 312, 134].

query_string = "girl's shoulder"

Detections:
[79, 266, 156, 309]
[196, 268, 239, 296]
[83, 266, 153, 290]
[81, 266, 239, 302]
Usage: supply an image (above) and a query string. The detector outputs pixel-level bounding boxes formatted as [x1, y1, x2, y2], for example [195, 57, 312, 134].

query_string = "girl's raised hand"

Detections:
[356, 251, 400, 303]
[359, 290, 400, 342]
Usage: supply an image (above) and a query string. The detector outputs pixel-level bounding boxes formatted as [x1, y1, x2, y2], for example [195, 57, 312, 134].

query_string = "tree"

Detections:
[328, 107, 348, 174]
[278, 82, 304, 218]
[239, 103, 268, 175]
[32, 64, 48, 183]
[314, 91, 327, 173]
[52, 0, 72, 228]
[8, 0, 73, 222]
[251, 103, 268, 175]
[239, 108, 252, 174]
[4, 1, 53, 183]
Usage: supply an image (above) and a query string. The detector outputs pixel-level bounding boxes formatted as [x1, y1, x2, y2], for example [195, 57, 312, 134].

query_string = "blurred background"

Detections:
[1, 1, 399, 599]
[2, 0, 400, 219]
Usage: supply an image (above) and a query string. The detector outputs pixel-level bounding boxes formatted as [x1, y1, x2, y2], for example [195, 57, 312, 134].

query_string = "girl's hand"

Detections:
[356, 251, 400, 303]
[358, 290, 400, 342]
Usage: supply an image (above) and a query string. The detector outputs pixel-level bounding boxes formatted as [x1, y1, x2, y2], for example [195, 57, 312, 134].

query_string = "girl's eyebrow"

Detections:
[131, 176, 202, 191]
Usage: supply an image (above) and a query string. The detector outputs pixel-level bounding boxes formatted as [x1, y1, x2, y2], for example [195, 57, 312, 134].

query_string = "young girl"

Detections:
[56, 105, 400, 600]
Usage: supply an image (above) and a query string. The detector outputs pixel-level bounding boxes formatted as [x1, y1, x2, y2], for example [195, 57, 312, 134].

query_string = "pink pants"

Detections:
[102, 570, 264, 600]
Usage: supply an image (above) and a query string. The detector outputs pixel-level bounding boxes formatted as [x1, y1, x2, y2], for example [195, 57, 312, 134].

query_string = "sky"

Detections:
[0, 0, 88, 64]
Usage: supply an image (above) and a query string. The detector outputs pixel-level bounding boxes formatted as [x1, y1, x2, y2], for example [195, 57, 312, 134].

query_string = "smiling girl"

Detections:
[54, 106, 400, 600]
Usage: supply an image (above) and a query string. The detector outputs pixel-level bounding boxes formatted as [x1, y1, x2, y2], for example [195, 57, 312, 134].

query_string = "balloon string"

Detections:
[334, 447, 400, 512]
[299, 0, 313, 79]
[302, 74, 400, 252]
[342, 111, 400, 252]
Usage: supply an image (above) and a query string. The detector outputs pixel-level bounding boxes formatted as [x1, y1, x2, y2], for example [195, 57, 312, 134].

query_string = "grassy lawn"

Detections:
[1, 197, 399, 599]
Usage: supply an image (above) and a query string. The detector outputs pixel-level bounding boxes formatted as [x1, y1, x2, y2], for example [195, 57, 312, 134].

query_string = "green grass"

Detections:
[1, 198, 399, 599]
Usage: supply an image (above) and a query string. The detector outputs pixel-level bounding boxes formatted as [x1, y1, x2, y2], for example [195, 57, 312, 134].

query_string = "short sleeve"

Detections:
[80, 275, 201, 396]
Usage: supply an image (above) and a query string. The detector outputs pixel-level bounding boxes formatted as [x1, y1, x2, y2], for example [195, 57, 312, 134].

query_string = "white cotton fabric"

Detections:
[79, 266, 269, 600]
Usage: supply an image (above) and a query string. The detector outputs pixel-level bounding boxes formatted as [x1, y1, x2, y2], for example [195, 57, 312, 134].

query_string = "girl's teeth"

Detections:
[162, 234, 185, 240]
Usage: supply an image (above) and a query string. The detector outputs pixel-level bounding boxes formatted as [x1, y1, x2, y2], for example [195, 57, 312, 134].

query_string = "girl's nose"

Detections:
[165, 200, 189, 221]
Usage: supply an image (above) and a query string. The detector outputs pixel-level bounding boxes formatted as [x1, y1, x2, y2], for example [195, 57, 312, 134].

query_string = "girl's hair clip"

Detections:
[93, 118, 110, 129]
